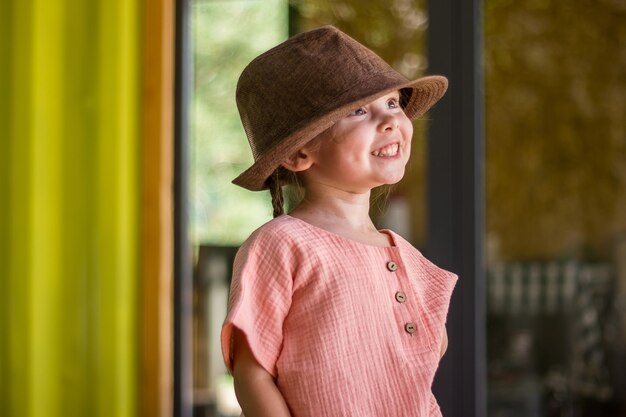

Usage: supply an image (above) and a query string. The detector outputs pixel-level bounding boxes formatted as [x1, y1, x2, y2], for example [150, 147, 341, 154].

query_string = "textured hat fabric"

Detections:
[234, 25, 448, 191]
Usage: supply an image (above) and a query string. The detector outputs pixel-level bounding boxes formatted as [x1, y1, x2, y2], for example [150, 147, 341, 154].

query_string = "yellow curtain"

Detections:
[0, 0, 141, 415]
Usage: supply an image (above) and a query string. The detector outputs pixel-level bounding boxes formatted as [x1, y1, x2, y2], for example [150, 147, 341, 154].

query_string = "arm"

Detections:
[232, 328, 293, 417]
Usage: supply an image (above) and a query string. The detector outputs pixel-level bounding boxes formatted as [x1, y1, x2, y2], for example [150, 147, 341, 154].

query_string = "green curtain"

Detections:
[0, 0, 141, 416]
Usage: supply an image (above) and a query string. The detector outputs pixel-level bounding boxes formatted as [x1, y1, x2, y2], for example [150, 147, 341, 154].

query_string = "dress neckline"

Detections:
[283, 214, 399, 249]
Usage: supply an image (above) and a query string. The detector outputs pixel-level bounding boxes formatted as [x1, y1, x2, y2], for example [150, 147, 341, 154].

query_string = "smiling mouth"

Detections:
[371, 142, 399, 157]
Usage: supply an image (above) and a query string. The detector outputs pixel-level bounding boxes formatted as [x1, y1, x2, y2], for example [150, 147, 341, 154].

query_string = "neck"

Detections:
[289, 186, 376, 233]
[287, 183, 394, 247]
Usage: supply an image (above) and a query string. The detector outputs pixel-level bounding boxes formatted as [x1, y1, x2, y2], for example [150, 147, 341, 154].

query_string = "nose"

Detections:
[377, 114, 399, 133]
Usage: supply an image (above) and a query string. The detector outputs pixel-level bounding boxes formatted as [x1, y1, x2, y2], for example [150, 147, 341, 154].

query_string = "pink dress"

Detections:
[221, 215, 457, 416]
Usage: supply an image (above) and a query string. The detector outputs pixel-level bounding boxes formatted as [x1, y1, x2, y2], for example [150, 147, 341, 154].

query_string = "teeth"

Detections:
[372, 143, 399, 157]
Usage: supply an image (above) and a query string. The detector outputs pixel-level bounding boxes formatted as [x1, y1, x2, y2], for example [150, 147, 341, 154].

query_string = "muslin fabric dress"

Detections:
[221, 214, 457, 417]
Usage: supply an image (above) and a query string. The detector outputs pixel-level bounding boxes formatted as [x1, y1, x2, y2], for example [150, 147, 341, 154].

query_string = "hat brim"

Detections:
[233, 75, 448, 191]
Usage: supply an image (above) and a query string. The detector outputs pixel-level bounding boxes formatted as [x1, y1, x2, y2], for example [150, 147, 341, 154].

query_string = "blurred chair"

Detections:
[487, 261, 616, 416]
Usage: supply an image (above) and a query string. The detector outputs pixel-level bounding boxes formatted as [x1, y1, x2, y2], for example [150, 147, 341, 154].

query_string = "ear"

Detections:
[281, 148, 315, 172]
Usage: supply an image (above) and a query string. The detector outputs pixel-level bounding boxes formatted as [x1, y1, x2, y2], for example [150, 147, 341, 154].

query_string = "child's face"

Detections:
[303, 91, 413, 194]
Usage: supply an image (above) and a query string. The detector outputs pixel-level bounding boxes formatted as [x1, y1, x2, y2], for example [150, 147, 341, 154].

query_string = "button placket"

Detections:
[387, 258, 414, 336]
[386, 256, 419, 338]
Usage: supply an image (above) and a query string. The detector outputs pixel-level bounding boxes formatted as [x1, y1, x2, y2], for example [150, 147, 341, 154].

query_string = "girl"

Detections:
[221, 25, 457, 417]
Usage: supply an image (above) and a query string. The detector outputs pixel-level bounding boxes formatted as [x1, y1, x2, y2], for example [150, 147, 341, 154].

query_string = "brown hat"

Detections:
[234, 25, 448, 191]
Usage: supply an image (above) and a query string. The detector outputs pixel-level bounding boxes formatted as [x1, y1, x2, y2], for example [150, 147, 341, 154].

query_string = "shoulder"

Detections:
[240, 215, 306, 250]
[389, 230, 458, 286]
[235, 215, 311, 265]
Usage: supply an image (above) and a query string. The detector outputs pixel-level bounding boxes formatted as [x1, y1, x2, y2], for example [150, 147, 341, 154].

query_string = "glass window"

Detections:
[190, 1, 432, 415]
[485, 2, 626, 416]
[191, 0, 287, 246]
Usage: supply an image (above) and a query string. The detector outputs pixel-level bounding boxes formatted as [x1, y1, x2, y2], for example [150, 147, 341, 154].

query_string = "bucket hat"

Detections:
[233, 25, 448, 191]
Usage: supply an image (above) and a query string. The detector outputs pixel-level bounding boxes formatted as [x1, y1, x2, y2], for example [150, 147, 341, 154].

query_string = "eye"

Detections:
[349, 107, 367, 117]
[387, 98, 400, 109]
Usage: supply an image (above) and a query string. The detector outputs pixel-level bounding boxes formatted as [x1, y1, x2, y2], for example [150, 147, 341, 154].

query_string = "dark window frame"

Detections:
[427, 1, 486, 416]
[174, 0, 193, 415]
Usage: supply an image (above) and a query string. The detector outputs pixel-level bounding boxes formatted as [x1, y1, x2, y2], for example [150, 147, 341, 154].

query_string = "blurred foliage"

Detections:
[485, 0, 626, 262]
[191, 0, 287, 244]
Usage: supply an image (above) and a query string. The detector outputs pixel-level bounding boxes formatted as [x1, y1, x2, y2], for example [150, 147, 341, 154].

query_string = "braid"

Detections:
[268, 171, 285, 218]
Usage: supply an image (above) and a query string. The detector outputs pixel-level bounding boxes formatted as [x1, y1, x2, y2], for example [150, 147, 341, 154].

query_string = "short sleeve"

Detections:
[221, 228, 294, 377]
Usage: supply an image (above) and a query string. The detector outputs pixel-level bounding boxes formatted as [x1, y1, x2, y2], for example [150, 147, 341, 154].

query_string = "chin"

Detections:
[378, 179, 403, 188]
[381, 171, 406, 185]
[385, 179, 403, 186]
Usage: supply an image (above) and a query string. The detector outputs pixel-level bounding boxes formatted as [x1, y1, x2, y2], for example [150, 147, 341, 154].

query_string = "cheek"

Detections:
[401, 120, 414, 145]
[400, 120, 413, 161]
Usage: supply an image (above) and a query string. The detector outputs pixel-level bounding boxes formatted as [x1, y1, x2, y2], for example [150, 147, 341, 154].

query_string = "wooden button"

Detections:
[386, 261, 398, 272]
[405, 322, 417, 334]
[395, 291, 407, 303]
